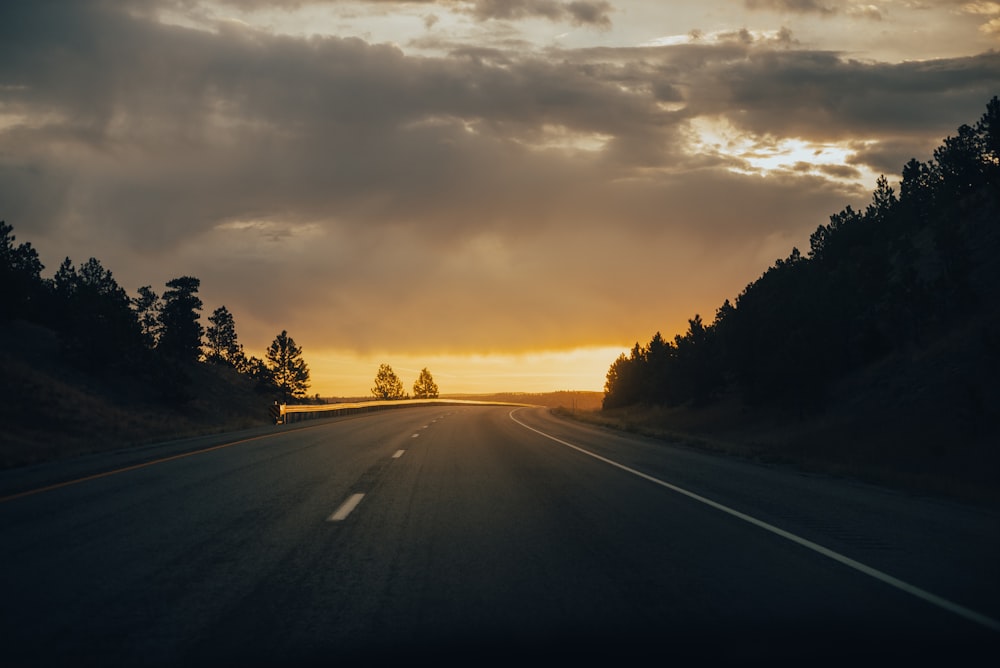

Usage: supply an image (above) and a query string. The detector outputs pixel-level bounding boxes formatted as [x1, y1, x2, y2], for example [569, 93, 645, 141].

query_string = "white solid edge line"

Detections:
[393, 450, 405, 458]
[508, 408, 1000, 633]
[327, 492, 366, 522]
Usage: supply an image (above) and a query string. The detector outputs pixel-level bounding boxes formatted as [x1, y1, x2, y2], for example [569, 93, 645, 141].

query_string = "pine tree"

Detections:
[0, 221, 45, 321]
[133, 286, 162, 348]
[266, 330, 310, 402]
[412, 367, 439, 398]
[158, 276, 204, 362]
[205, 305, 245, 368]
[371, 363, 406, 400]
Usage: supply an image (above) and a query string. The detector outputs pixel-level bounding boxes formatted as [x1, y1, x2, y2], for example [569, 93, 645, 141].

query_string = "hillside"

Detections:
[576, 315, 999, 507]
[588, 98, 1000, 508]
[0, 319, 279, 469]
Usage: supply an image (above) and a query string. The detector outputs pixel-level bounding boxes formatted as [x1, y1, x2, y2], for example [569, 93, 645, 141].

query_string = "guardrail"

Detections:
[269, 398, 533, 424]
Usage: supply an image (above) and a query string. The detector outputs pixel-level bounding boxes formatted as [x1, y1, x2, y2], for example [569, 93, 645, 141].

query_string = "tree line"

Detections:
[604, 96, 1000, 413]
[0, 230, 311, 403]
[1, 224, 448, 404]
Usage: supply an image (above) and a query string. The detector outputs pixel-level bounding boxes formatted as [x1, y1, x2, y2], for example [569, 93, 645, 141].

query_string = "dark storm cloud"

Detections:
[745, 0, 886, 20]
[205, 0, 615, 27]
[745, 0, 840, 15]
[2, 0, 998, 353]
[672, 48, 1000, 143]
[0, 2, 656, 248]
[443, 0, 615, 27]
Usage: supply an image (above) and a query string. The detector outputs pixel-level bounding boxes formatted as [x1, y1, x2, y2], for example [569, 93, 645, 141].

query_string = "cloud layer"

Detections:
[2, 1, 998, 378]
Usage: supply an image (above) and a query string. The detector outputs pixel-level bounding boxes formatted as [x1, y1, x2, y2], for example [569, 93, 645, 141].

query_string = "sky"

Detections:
[2, 1, 999, 396]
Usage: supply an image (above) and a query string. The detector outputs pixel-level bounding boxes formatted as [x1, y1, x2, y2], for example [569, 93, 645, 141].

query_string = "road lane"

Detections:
[2, 406, 997, 665]
[511, 406, 1000, 628]
[2, 407, 437, 666]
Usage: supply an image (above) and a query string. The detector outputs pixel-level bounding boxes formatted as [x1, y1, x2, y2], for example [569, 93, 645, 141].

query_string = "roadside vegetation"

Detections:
[0, 222, 322, 467]
[591, 97, 1000, 507]
[0, 218, 453, 468]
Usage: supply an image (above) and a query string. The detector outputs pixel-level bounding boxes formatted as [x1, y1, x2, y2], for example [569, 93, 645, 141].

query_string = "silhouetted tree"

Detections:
[372, 363, 406, 400]
[642, 332, 673, 404]
[205, 305, 246, 368]
[0, 221, 45, 321]
[979, 96, 1000, 183]
[51, 257, 77, 303]
[44, 255, 145, 371]
[133, 286, 162, 348]
[242, 354, 274, 390]
[603, 345, 644, 409]
[935, 123, 987, 197]
[412, 367, 439, 398]
[266, 330, 310, 402]
[158, 276, 203, 362]
[604, 97, 1000, 414]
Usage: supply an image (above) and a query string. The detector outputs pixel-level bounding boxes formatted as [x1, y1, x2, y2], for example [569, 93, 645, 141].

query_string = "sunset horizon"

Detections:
[3, 1, 999, 398]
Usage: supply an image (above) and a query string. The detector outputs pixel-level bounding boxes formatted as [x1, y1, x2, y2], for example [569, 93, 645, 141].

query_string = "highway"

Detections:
[1, 405, 998, 665]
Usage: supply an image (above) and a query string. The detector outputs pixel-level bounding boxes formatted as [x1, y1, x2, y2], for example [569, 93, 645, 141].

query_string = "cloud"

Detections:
[204, 0, 614, 27]
[1, 1, 998, 358]
[675, 49, 1000, 141]
[744, 0, 883, 19]
[745, 0, 841, 15]
[565, 1, 614, 27]
[962, 2, 1000, 35]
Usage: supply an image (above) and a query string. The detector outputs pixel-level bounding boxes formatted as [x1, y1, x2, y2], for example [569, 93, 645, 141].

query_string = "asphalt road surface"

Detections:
[2, 405, 998, 666]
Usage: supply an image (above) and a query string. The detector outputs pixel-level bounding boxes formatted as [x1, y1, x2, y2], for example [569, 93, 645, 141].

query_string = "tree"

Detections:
[205, 305, 245, 368]
[865, 175, 897, 224]
[602, 345, 644, 409]
[372, 363, 406, 400]
[978, 95, 1000, 173]
[0, 221, 45, 321]
[133, 286, 163, 348]
[51, 257, 78, 303]
[266, 330, 310, 401]
[158, 276, 203, 362]
[242, 354, 274, 389]
[47, 255, 145, 370]
[412, 367, 439, 398]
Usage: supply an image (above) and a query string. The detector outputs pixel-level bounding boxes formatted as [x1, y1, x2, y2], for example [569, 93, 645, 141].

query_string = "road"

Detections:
[1, 405, 998, 665]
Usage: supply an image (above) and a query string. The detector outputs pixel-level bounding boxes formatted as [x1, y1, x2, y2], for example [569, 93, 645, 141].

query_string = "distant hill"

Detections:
[442, 391, 604, 411]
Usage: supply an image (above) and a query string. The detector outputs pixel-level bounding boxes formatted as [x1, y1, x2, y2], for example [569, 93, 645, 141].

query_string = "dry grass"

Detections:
[0, 320, 276, 469]
[562, 383, 1000, 509]
[559, 317, 1000, 508]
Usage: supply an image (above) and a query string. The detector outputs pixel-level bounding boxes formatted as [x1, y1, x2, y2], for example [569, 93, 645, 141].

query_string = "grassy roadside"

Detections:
[0, 321, 277, 469]
[556, 396, 1000, 509]
[555, 317, 1000, 509]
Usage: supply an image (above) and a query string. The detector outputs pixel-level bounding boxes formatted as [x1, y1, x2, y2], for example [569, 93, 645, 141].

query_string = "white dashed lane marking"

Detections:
[327, 493, 365, 522]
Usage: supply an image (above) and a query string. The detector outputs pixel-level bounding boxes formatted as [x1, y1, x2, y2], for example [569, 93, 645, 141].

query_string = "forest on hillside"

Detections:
[0, 224, 314, 404]
[604, 97, 1000, 415]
